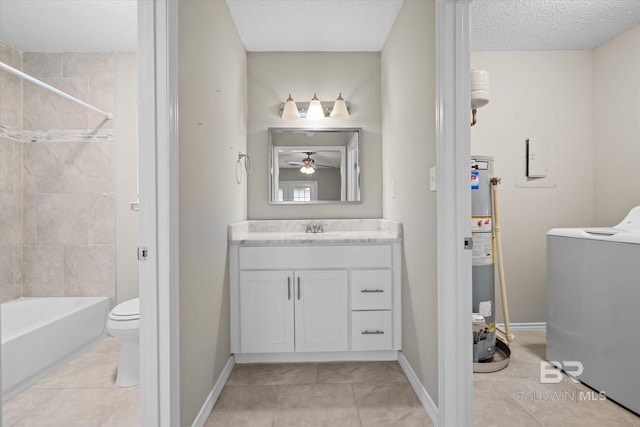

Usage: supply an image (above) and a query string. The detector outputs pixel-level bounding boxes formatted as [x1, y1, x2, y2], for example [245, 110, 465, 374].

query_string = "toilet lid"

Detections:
[109, 298, 140, 320]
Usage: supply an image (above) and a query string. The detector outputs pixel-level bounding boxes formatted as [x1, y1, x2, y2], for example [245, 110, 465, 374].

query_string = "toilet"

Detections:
[106, 298, 140, 388]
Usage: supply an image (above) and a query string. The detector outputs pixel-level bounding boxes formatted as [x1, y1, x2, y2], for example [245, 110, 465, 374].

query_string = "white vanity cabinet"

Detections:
[229, 238, 402, 362]
[239, 270, 348, 354]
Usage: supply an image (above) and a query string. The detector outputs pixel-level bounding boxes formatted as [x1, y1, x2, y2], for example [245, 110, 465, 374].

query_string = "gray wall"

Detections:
[178, 1, 247, 425]
[114, 53, 139, 304]
[471, 24, 640, 324]
[593, 24, 640, 225]
[381, 0, 438, 405]
[470, 50, 595, 323]
[247, 52, 382, 219]
[278, 168, 342, 201]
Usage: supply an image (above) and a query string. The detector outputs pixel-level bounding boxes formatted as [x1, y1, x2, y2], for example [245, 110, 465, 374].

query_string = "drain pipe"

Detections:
[491, 177, 515, 343]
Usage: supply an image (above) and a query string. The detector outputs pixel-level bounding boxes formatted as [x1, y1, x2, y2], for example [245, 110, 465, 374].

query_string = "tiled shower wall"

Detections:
[0, 42, 23, 301]
[0, 44, 117, 303]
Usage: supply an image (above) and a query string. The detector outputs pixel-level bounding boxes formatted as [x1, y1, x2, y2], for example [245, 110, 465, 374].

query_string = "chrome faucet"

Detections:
[305, 222, 324, 233]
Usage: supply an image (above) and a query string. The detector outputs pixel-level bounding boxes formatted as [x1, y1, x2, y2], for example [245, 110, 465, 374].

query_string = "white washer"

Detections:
[547, 207, 640, 414]
[106, 298, 140, 388]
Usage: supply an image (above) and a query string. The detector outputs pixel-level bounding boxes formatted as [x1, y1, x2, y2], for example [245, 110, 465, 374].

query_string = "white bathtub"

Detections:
[1, 297, 109, 400]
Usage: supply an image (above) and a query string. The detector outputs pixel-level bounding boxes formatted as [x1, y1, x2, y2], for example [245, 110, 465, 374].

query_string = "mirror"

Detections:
[270, 128, 362, 204]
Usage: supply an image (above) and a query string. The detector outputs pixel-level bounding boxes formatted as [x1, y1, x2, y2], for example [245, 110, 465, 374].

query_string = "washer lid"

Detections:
[547, 227, 640, 244]
[110, 298, 140, 319]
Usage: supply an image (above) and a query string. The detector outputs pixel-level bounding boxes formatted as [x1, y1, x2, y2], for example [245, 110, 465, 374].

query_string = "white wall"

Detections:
[470, 51, 595, 323]
[115, 52, 139, 304]
[247, 52, 382, 219]
[593, 25, 640, 225]
[178, 2, 247, 426]
[381, 0, 438, 405]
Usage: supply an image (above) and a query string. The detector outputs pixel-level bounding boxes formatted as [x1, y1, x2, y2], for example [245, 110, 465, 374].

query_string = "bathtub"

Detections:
[1, 297, 109, 400]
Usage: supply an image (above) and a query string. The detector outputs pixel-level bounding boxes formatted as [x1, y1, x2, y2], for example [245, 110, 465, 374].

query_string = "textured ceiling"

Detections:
[471, 0, 640, 51]
[0, 0, 137, 53]
[225, 0, 404, 52]
[1, 0, 639, 53]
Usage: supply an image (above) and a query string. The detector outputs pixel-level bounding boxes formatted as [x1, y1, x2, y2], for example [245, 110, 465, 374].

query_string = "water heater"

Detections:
[471, 155, 496, 362]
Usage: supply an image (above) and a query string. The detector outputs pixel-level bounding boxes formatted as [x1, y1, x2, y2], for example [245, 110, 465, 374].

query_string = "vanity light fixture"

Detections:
[280, 93, 350, 120]
[329, 93, 349, 120]
[306, 93, 325, 120]
[281, 94, 300, 120]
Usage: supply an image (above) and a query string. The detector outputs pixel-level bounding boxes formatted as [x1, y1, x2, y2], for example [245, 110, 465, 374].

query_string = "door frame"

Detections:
[435, 0, 473, 426]
[141, 0, 474, 425]
[138, 1, 180, 426]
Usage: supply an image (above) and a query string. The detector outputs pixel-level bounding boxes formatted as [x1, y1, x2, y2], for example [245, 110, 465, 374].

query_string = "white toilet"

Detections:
[106, 298, 140, 388]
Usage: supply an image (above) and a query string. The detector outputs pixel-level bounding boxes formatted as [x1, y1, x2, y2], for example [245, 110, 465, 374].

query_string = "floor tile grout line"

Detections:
[350, 383, 364, 427]
[4, 388, 63, 427]
[492, 379, 546, 427]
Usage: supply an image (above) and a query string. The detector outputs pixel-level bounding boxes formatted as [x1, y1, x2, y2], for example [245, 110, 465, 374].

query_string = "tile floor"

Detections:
[204, 360, 432, 427]
[473, 329, 640, 427]
[3, 337, 140, 427]
[4, 330, 639, 426]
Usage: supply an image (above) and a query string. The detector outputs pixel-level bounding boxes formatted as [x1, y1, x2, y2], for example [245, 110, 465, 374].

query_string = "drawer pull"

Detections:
[362, 330, 385, 335]
[361, 289, 384, 293]
[287, 277, 291, 300]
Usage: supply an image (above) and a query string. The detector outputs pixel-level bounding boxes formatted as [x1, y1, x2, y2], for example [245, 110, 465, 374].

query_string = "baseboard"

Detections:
[191, 355, 235, 427]
[234, 350, 398, 364]
[397, 352, 439, 427]
[497, 322, 546, 331]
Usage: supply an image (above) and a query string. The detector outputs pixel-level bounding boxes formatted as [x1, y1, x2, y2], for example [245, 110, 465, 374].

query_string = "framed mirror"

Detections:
[270, 128, 362, 204]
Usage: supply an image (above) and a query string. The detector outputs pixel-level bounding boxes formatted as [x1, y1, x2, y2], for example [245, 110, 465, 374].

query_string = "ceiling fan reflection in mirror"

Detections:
[284, 152, 336, 175]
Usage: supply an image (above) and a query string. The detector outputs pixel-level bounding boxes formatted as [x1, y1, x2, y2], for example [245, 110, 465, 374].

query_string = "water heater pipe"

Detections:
[490, 177, 515, 343]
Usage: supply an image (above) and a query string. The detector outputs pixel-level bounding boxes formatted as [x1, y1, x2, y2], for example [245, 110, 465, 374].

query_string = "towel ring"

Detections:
[236, 152, 252, 184]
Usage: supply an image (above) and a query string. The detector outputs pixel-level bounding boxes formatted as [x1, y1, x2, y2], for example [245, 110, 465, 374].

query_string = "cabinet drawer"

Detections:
[239, 245, 392, 270]
[351, 311, 392, 351]
[351, 270, 392, 310]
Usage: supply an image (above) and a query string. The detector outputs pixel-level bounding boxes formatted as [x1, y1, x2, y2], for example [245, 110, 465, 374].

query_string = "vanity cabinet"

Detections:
[230, 241, 402, 361]
[240, 270, 348, 353]
[350, 270, 393, 351]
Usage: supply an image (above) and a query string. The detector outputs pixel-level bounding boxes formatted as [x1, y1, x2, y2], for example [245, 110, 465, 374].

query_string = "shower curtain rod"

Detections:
[0, 61, 114, 120]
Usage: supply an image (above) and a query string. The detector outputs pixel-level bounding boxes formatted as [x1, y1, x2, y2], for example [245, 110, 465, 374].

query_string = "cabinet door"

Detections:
[240, 271, 294, 353]
[294, 270, 348, 352]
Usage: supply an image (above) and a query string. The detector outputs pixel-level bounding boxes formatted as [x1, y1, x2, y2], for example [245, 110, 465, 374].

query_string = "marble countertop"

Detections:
[228, 219, 403, 245]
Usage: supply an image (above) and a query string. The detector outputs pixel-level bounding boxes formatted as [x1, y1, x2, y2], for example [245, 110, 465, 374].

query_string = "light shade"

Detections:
[306, 93, 325, 120]
[300, 165, 315, 174]
[330, 93, 349, 120]
[281, 94, 300, 120]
